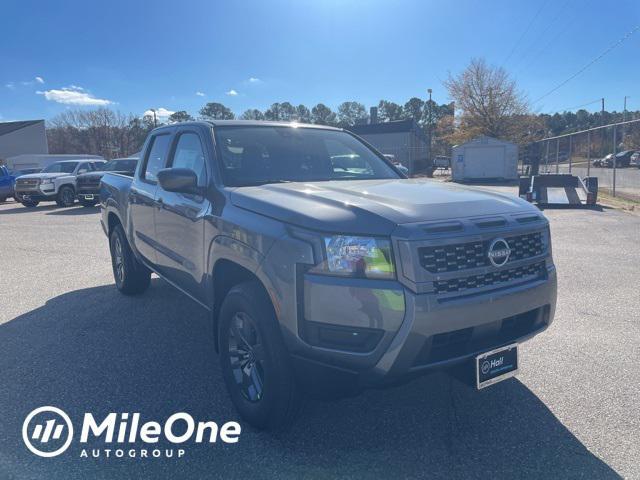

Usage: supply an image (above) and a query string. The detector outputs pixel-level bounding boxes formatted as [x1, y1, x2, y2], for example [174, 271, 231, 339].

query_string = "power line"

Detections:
[501, 0, 550, 66]
[533, 24, 640, 104]
[510, 0, 572, 72]
[514, 1, 576, 76]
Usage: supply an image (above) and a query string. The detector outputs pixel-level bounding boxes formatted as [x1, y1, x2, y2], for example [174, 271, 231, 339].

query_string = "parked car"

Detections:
[76, 157, 138, 207]
[14, 159, 106, 208]
[433, 156, 450, 169]
[0, 166, 40, 202]
[0, 166, 12, 202]
[613, 150, 635, 168]
[593, 154, 613, 168]
[5, 154, 103, 172]
[101, 121, 557, 430]
[382, 154, 409, 175]
[594, 151, 634, 168]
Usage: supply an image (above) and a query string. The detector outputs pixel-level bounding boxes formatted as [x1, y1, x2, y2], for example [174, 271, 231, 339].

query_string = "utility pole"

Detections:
[150, 108, 158, 128]
[623, 96, 629, 122]
[427, 88, 433, 169]
[622, 96, 630, 147]
[601, 98, 605, 157]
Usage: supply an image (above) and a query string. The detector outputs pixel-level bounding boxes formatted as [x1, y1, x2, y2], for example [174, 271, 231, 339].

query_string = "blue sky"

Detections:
[1, 0, 639, 122]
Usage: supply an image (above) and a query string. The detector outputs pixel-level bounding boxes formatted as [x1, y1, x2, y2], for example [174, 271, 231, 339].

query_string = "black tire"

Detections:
[79, 198, 98, 207]
[56, 186, 75, 207]
[109, 224, 151, 295]
[218, 281, 301, 430]
[21, 200, 39, 208]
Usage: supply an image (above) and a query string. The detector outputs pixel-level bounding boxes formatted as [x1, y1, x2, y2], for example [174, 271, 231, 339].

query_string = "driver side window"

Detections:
[170, 132, 207, 186]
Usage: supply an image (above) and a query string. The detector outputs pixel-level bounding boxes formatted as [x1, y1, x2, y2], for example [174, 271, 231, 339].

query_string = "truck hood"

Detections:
[230, 179, 537, 236]
[18, 172, 70, 180]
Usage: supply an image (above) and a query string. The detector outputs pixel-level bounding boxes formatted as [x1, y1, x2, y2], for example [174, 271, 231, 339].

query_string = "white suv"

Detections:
[14, 159, 106, 208]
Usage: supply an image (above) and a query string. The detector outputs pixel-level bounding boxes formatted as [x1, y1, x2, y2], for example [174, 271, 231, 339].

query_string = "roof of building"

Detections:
[453, 135, 517, 148]
[0, 120, 44, 137]
[347, 119, 429, 143]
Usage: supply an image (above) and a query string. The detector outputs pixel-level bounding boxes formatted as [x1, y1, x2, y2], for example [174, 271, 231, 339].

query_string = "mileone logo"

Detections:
[23, 406, 241, 459]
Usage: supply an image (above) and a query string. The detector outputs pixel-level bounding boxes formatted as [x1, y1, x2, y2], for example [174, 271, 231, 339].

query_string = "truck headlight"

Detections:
[40, 179, 53, 185]
[541, 226, 552, 255]
[310, 236, 395, 279]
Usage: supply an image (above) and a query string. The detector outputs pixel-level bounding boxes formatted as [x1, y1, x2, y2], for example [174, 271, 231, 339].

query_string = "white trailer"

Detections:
[451, 136, 518, 181]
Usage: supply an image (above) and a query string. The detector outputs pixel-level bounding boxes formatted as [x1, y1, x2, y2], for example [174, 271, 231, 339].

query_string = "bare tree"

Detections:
[47, 108, 148, 158]
[445, 58, 531, 143]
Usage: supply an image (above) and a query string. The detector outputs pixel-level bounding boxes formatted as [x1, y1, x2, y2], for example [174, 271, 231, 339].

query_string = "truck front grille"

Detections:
[15, 178, 40, 189]
[419, 231, 544, 273]
[434, 261, 546, 294]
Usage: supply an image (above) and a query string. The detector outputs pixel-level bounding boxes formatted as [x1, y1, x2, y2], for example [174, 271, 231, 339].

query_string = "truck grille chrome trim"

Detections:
[419, 231, 544, 273]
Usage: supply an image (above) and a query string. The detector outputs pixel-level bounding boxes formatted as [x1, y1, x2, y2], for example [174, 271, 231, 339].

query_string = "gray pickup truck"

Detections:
[101, 121, 557, 429]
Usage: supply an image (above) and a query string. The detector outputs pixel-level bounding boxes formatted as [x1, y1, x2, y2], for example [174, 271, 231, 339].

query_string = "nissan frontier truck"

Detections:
[100, 121, 557, 430]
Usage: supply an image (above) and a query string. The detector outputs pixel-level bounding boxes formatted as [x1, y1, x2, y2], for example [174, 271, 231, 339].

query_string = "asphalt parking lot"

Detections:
[0, 192, 638, 479]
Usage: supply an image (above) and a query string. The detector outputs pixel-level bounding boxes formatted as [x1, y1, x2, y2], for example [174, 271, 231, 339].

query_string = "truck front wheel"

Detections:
[218, 281, 302, 430]
[109, 225, 151, 295]
[56, 186, 75, 207]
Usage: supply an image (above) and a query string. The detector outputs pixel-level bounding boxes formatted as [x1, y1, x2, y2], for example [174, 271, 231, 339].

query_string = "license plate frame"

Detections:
[84, 194, 94, 200]
[476, 343, 519, 389]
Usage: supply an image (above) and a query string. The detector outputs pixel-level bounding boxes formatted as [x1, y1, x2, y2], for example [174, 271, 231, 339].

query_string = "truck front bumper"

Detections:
[288, 265, 557, 388]
[15, 189, 56, 202]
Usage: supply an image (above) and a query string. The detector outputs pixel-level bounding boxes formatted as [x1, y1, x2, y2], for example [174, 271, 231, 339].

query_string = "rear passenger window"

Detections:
[171, 133, 207, 186]
[144, 134, 172, 182]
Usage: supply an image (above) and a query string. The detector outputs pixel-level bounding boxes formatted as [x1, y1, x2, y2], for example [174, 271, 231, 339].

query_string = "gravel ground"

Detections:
[0, 193, 638, 480]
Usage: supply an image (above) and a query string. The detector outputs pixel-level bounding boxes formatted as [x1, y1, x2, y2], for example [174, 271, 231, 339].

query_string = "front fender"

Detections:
[205, 235, 267, 305]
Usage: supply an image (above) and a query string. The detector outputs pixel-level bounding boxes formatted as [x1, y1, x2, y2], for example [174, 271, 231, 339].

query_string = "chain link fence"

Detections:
[523, 118, 640, 201]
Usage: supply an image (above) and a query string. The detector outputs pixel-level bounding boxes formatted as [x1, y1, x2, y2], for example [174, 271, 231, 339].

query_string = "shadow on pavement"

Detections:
[46, 206, 100, 216]
[537, 203, 611, 212]
[0, 281, 620, 479]
[0, 203, 58, 214]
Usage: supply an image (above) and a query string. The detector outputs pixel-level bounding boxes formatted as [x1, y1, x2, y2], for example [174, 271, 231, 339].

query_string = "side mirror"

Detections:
[157, 168, 200, 194]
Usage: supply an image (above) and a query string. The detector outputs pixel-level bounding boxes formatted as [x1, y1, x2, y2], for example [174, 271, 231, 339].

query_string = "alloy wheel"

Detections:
[113, 236, 125, 284]
[228, 311, 265, 402]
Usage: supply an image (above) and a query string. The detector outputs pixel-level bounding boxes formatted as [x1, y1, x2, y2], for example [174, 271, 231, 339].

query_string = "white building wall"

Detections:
[451, 136, 518, 181]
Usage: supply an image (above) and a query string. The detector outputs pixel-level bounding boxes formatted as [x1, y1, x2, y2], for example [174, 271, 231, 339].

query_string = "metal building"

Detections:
[0, 120, 48, 163]
[451, 136, 518, 181]
[348, 119, 431, 175]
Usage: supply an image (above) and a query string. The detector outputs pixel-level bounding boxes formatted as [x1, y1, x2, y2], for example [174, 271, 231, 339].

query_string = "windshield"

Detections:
[214, 126, 400, 187]
[42, 162, 78, 174]
[99, 159, 138, 171]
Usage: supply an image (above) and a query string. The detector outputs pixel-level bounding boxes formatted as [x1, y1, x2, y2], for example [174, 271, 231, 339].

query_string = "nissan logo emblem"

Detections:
[487, 238, 511, 267]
